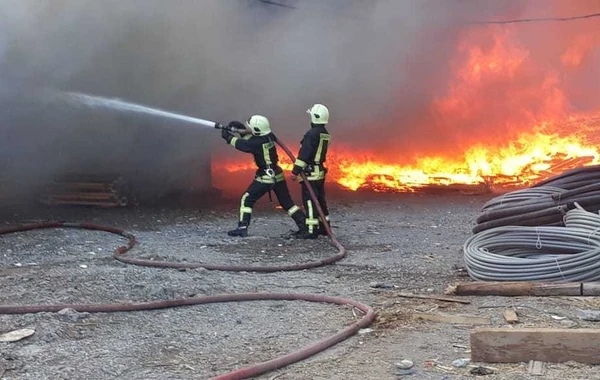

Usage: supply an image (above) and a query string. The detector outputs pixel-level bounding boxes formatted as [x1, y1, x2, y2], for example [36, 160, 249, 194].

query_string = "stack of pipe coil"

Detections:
[465, 165, 600, 281]
[474, 166, 600, 234]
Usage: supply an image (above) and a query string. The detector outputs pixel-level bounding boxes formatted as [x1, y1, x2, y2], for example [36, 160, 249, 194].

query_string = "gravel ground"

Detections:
[1, 192, 599, 379]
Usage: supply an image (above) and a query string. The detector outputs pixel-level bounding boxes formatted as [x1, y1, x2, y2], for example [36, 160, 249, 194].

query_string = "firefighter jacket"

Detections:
[226, 132, 284, 184]
[292, 124, 331, 181]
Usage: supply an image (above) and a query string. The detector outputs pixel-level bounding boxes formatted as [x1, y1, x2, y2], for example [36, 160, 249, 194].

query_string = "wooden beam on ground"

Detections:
[413, 312, 490, 325]
[583, 283, 600, 296]
[471, 328, 600, 364]
[446, 282, 587, 296]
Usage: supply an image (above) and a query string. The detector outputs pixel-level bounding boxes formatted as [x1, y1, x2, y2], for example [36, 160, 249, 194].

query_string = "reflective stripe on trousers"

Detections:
[239, 192, 252, 222]
[305, 200, 319, 234]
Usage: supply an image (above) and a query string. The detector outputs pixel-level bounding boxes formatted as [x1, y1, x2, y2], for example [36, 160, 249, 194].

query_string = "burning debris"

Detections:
[356, 174, 493, 195]
[39, 174, 134, 208]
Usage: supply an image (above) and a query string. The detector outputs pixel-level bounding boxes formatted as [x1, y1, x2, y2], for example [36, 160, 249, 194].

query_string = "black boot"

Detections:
[294, 223, 318, 240]
[294, 229, 318, 239]
[316, 220, 331, 236]
[291, 211, 307, 233]
[228, 222, 249, 237]
[290, 211, 316, 239]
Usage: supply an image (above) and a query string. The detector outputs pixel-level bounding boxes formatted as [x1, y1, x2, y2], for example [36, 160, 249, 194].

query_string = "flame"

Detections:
[213, 125, 599, 193]
[212, 20, 600, 194]
[331, 125, 599, 192]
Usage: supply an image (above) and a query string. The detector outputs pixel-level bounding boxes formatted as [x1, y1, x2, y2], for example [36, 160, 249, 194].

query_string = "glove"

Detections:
[221, 128, 233, 142]
[227, 121, 245, 131]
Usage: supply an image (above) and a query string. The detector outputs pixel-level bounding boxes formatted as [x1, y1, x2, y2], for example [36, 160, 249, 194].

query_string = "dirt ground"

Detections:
[1, 190, 600, 380]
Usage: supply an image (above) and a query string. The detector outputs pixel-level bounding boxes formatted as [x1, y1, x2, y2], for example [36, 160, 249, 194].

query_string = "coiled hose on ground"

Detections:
[0, 137, 375, 380]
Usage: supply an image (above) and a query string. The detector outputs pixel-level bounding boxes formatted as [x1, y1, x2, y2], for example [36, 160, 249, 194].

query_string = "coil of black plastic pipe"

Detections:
[473, 166, 600, 233]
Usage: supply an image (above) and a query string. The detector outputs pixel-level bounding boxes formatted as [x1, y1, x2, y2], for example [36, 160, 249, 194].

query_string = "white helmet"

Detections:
[245, 115, 271, 136]
[306, 103, 329, 124]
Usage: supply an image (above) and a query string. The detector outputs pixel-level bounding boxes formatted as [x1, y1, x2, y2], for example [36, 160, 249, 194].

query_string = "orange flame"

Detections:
[331, 124, 599, 192]
[213, 23, 600, 194]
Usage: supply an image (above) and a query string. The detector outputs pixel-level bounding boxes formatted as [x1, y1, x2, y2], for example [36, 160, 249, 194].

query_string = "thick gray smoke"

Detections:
[1, 0, 595, 202]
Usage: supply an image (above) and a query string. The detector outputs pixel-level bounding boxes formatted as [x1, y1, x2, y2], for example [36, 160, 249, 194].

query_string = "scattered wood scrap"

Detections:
[412, 312, 490, 325]
[0, 328, 35, 343]
[395, 292, 470, 304]
[528, 360, 546, 376]
[503, 309, 519, 324]
[471, 328, 600, 364]
[39, 175, 133, 208]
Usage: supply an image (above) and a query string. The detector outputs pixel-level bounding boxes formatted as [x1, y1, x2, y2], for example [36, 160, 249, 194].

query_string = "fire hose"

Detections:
[0, 134, 375, 379]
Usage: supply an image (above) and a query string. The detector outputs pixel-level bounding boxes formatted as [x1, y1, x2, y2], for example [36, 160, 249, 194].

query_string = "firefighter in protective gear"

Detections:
[221, 115, 308, 237]
[290, 104, 331, 239]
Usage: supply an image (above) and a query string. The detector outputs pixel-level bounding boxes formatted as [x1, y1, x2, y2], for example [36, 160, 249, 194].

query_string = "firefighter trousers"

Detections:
[300, 178, 329, 235]
[238, 178, 305, 229]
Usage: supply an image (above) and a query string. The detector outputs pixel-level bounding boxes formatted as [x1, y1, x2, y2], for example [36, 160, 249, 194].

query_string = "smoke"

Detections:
[393, 0, 600, 158]
[0, 0, 597, 200]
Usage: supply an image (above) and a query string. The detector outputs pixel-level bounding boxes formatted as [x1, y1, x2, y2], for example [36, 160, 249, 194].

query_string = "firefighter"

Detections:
[290, 104, 331, 239]
[221, 115, 308, 237]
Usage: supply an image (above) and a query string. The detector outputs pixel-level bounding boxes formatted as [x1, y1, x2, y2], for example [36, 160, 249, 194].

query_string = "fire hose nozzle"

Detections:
[215, 122, 235, 133]
[214, 122, 236, 132]
[215, 122, 245, 133]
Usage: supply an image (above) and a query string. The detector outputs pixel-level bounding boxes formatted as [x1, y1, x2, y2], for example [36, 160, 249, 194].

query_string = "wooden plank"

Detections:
[582, 283, 600, 296]
[528, 360, 546, 376]
[471, 328, 600, 364]
[412, 312, 490, 325]
[447, 282, 582, 296]
[503, 309, 519, 324]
